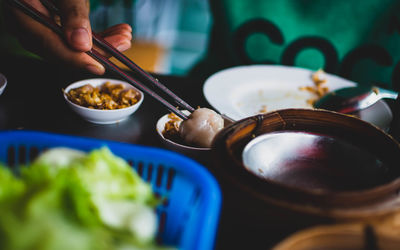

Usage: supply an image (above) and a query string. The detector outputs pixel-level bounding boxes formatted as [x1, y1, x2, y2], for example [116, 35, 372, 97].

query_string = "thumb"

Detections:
[58, 0, 92, 52]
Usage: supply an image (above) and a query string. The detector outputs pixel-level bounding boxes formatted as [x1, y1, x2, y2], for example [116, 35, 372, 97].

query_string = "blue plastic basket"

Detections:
[0, 130, 221, 250]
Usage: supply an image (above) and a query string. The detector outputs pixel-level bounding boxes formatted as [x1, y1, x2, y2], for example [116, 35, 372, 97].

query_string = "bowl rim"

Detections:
[63, 78, 143, 112]
[0, 73, 7, 93]
[156, 112, 211, 151]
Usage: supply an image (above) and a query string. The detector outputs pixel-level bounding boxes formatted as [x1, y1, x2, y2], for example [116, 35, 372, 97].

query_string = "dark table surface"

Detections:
[3, 54, 400, 250]
[0, 54, 209, 147]
[1, 54, 280, 250]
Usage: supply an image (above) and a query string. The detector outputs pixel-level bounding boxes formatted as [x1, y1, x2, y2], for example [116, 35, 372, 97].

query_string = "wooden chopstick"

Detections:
[7, 0, 190, 120]
[39, 0, 196, 113]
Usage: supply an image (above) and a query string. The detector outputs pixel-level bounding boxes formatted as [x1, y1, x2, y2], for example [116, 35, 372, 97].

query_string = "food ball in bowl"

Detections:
[63, 78, 143, 124]
[157, 108, 226, 149]
[179, 108, 225, 148]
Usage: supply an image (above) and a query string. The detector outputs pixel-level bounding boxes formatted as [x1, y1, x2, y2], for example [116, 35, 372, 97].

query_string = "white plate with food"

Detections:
[203, 65, 393, 130]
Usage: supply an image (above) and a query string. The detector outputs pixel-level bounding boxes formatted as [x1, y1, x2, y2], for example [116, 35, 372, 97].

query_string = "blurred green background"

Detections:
[2, 0, 400, 89]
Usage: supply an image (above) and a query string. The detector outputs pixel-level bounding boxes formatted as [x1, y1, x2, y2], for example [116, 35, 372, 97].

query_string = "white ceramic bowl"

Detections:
[64, 78, 143, 124]
[156, 111, 212, 164]
[0, 73, 7, 96]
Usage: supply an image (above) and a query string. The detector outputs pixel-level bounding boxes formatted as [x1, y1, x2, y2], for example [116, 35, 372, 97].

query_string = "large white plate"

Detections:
[203, 65, 392, 130]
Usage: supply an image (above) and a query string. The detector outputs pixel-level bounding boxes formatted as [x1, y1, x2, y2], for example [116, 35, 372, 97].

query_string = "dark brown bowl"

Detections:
[273, 223, 400, 250]
[212, 109, 400, 217]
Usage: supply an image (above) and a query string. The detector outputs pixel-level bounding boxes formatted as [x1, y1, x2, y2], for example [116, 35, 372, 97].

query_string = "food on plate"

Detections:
[65, 81, 141, 110]
[258, 105, 268, 114]
[299, 69, 330, 105]
[0, 147, 173, 250]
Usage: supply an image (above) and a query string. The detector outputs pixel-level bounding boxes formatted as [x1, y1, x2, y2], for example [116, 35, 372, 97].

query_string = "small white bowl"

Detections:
[0, 73, 7, 96]
[156, 111, 212, 164]
[64, 78, 143, 124]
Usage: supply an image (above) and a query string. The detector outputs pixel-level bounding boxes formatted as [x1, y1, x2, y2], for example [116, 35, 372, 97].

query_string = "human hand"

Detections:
[3, 0, 132, 75]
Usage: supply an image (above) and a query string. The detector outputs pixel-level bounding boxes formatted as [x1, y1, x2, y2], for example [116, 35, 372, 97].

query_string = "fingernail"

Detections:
[71, 28, 90, 48]
[116, 42, 130, 52]
[86, 64, 104, 75]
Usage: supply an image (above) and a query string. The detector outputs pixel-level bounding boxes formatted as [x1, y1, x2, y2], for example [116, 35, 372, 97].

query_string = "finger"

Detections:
[98, 24, 132, 41]
[100, 29, 132, 41]
[10, 4, 104, 75]
[99, 23, 132, 36]
[92, 24, 133, 57]
[93, 34, 132, 58]
[102, 23, 132, 33]
[57, 0, 92, 52]
[103, 34, 132, 52]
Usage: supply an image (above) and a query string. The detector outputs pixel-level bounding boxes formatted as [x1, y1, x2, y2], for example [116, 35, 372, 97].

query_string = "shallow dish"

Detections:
[64, 78, 143, 124]
[156, 111, 211, 163]
[0, 73, 7, 96]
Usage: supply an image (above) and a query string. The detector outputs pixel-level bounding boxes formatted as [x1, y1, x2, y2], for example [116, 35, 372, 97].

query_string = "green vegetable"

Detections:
[0, 147, 172, 250]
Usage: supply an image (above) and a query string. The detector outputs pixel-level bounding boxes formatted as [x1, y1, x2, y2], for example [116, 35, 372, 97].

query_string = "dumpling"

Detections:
[179, 108, 224, 148]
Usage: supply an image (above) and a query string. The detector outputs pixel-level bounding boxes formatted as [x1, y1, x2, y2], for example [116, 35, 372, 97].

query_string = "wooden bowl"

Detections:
[273, 223, 400, 250]
[211, 108, 400, 240]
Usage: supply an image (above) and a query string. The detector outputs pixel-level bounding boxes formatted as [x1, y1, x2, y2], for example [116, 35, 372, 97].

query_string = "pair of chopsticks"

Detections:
[7, 0, 194, 120]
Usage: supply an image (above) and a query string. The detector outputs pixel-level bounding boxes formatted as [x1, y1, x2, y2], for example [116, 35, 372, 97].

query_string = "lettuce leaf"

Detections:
[0, 147, 172, 250]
